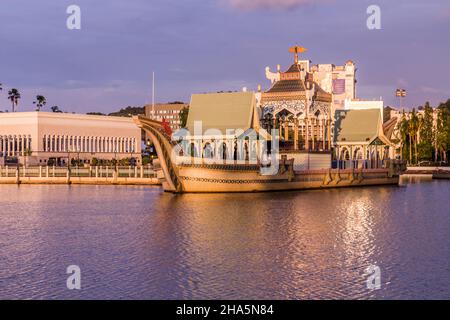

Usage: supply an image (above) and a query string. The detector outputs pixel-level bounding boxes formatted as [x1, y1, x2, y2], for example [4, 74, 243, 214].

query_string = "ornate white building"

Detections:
[264, 50, 356, 113]
[259, 46, 334, 152]
[0, 112, 142, 166]
[259, 46, 395, 168]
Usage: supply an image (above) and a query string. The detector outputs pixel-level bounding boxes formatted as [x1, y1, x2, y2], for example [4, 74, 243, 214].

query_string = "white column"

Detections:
[22, 135, 25, 156]
[13, 136, 17, 156]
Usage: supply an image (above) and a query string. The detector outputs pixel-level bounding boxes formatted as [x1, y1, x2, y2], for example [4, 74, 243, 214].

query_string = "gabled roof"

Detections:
[334, 109, 382, 143]
[186, 92, 257, 136]
[382, 116, 399, 142]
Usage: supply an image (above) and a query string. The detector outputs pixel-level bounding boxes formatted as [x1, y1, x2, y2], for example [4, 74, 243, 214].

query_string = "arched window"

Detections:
[203, 143, 213, 159]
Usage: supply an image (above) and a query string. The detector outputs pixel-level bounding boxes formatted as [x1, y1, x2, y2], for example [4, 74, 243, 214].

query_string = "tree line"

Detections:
[398, 100, 450, 165]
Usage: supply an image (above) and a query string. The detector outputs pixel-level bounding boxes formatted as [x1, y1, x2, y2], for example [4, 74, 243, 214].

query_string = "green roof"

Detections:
[186, 92, 256, 135]
[334, 109, 381, 143]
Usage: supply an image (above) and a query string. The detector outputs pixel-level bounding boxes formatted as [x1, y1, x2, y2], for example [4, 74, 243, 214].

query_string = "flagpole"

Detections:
[152, 72, 155, 118]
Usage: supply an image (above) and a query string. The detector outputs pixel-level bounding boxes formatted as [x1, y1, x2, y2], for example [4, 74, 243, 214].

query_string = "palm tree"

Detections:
[33, 95, 47, 111]
[410, 109, 420, 164]
[7, 88, 21, 112]
[436, 108, 450, 163]
[399, 113, 409, 161]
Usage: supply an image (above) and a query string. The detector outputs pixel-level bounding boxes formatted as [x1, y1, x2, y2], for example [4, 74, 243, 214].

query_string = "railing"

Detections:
[0, 165, 157, 179]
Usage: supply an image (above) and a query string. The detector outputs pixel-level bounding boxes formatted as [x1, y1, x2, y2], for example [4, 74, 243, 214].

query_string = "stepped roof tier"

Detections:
[262, 62, 332, 103]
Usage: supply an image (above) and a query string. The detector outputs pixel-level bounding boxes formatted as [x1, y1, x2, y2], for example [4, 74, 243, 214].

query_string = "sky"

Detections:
[0, 0, 449, 114]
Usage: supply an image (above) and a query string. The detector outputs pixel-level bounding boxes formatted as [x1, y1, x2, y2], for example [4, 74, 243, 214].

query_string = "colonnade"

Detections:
[335, 144, 391, 169]
[270, 115, 332, 151]
[0, 135, 32, 157]
[42, 135, 137, 154]
[181, 138, 260, 162]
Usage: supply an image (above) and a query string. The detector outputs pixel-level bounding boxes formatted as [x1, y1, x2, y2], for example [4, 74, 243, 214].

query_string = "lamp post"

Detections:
[396, 89, 407, 110]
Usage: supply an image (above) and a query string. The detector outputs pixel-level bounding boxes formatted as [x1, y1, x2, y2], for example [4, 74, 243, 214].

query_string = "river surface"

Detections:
[0, 177, 449, 300]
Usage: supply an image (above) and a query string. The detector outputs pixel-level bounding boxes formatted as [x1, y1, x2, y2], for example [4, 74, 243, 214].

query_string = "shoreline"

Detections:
[0, 176, 161, 185]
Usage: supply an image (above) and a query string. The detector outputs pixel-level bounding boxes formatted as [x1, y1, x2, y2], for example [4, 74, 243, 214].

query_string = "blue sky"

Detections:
[0, 0, 449, 113]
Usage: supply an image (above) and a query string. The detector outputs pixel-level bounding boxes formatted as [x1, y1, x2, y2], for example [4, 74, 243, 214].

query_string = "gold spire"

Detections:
[289, 45, 307, 63]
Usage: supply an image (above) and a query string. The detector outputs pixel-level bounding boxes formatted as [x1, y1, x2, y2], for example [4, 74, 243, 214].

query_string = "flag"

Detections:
[161, 118, 173, 136]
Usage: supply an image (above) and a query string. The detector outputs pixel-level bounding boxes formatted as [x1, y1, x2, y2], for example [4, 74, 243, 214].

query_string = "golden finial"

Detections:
[289, 45, 307, 63]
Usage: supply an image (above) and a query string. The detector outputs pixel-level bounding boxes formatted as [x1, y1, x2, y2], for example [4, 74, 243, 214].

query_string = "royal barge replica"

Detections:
[134, 114, 404, 194]
[136, 47, 405, 193]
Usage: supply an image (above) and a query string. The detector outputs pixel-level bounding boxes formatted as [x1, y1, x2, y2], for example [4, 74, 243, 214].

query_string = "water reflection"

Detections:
[0, 181, 449, 299]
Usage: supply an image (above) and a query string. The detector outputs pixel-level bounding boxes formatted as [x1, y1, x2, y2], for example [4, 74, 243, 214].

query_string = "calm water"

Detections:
[0, 178, 449, 300]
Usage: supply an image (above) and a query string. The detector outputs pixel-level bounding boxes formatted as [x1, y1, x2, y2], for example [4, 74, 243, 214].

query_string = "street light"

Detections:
[396, 89, 407, 110]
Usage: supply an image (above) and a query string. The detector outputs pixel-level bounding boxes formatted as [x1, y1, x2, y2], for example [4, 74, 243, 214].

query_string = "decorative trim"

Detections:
[180, 176, 289, 184]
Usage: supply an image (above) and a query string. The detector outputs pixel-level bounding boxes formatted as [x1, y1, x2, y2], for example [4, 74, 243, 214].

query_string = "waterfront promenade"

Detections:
[404, 166, 450, 177]
[0, 165, 160, 185]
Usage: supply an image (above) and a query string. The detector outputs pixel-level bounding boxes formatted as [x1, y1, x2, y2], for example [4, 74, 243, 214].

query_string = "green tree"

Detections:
[417, 102, 434, 161]
[108, 106, 144, 117]
[399, 112, 410, 161]
[410, 109, 420, 164]
[435, 107, 450, 162]
[33, 95, 47, 111]
[51, 105, 62, 113]
[7, 88, 21, 112]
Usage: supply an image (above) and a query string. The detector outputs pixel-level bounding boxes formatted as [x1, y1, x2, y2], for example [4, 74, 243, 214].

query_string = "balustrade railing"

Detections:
[0, 165, 157, 179]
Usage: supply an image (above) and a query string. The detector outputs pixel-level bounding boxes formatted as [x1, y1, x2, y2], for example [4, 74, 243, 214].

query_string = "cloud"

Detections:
[227, 0, 323, 10]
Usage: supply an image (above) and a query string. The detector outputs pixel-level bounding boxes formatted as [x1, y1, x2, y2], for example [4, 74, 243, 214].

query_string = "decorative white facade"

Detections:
[0, 112, 142, 165]
[265, 59, 357, 112]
